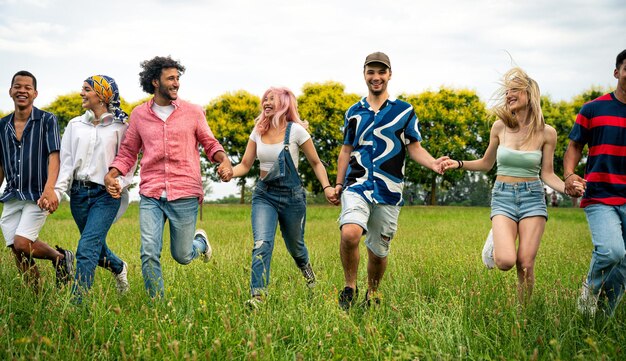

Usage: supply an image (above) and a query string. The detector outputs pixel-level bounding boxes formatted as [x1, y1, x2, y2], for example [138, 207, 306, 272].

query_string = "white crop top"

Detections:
[249, 123, 311, 172]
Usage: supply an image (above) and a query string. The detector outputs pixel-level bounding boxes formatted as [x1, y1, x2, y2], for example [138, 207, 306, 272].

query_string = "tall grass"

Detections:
[1, 204, 624, 360]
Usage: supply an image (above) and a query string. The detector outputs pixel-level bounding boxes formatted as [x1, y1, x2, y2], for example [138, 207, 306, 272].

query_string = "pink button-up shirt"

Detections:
[110, 98, 225, 201]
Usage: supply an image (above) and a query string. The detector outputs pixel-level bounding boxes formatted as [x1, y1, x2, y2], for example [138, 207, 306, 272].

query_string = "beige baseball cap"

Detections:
[364, 52, 391, 69]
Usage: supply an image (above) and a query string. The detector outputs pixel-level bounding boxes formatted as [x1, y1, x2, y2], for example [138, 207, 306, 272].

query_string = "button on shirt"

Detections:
[0, 107, 61, 202]
[109, 98, 225, 201]
[55, 112, 137, 201]
[342, 97, 422, 206]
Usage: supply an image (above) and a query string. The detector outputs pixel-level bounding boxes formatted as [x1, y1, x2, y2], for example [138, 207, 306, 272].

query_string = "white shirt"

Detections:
[152, 103, 175, 121]
[249, 123, 311, 172]
[55, 111, 137, 219]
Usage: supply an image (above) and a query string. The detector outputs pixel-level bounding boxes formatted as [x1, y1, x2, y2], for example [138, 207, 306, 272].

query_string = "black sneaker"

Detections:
[299, 263, 317, 289]
[361, 289, 382, 308]
[338, 286, 358, 311]
[54, 246, 74, 287]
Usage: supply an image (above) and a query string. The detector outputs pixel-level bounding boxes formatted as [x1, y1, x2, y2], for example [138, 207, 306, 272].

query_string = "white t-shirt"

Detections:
[250, 123, 311, 172]
[152, 103, 175, 121]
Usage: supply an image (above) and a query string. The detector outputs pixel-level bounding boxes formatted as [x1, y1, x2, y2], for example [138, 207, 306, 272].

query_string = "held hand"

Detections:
[324, 187, 340, 206]
[334, 184, 344, 199]
[432, 156, 450, 175]
[104, 173, 122, 199]
[36, 197, 49, 213]
[40, 188, 58, 213]
[567, 180, 586, 198]
[217, 161, 233, 182]
[564, 174, 586, 197]
[441, 159, 459, 172]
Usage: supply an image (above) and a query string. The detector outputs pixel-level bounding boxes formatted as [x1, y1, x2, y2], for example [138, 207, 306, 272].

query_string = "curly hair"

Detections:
[138, 56, 186, 94]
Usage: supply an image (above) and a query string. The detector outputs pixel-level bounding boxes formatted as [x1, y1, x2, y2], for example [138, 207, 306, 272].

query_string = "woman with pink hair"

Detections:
[232, 87, 339, 308]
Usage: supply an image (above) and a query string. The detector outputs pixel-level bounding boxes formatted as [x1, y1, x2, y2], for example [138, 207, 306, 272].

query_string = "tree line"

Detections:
[2, 81, 607, 205]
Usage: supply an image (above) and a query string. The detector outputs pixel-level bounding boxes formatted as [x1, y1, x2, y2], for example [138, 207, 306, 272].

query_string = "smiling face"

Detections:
[364, 63, 391, 96]
[262, 91, 279, 117]
[505, 84, 529, 114]
[80, 82, 102, 111]
[9, 75, 38, 111]
[153, 67, 180, 104]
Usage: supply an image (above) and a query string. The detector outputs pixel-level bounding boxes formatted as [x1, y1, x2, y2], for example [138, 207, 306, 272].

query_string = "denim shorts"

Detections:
[339, 190, 400, 258]
[490, 180, 548, 222]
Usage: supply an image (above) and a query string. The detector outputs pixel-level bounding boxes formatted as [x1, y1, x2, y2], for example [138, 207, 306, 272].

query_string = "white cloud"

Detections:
[0, 0, 624, 112]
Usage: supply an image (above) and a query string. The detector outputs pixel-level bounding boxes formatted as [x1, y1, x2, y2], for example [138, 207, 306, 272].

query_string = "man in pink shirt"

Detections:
[104, 56, 233, 298]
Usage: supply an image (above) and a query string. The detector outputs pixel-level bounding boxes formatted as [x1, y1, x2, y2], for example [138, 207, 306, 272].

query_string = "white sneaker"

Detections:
[114, 262, 130, 294]
[245, 296, 264, 310]
[482, 229, 495, 269]
[195, 229, 212, 262]
[577, 281, 598, 317]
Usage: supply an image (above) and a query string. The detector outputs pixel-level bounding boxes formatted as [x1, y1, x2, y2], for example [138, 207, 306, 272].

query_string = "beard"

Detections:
[157, 83, 178, 101]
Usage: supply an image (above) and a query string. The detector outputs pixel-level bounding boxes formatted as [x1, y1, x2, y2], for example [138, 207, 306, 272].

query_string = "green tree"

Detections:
[542, 86, 610, 181]
[42, 92, 83, 130]
[541, 95, 577, 178]
[297, 82, 359, 192]
[205, 90, 260, 204]
[126, 96, 152, 115]
[400, 88, 491, 205]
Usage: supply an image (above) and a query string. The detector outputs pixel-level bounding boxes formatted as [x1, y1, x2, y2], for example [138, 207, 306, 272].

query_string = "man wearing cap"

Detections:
[334, 52, 447, 310]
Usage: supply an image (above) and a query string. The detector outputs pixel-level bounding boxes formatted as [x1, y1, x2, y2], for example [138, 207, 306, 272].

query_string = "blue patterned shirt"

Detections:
[0, 107, 61, 202]
[342, 97, 422, 205]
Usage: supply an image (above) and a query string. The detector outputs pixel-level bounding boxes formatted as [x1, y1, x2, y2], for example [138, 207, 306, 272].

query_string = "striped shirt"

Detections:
[569, 92, 626, 207]
[342, 97, 422, 206]
[110, 98, 225, 201]
[0, 107, 61, 202]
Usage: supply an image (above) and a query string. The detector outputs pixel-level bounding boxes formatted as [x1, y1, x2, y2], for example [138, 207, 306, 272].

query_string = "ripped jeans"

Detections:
[250, 181, 309, 296]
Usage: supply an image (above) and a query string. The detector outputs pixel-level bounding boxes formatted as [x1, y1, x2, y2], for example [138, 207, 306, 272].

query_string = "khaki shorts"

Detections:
[1, 199, 49, 247]
[339, 190, 400, 258]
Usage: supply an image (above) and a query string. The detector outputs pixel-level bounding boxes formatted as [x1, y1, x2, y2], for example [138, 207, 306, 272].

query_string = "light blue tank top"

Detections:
[496, 146, 542, 178]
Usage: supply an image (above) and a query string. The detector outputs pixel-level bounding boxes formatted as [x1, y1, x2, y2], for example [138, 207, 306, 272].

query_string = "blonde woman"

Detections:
[443, 68, 584, 301]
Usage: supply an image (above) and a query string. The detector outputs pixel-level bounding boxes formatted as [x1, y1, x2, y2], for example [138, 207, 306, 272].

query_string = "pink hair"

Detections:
[254, 87, 308, 135]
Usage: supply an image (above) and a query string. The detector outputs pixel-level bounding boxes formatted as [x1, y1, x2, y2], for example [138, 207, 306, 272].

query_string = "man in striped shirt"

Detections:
[564, 49, 626, 316]
[0, 70, 74, 290]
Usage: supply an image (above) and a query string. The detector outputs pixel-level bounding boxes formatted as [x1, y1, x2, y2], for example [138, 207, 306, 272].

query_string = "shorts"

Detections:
[1, 199, 49, 247]
[339, 190, 400, 258]
[490, 180, 548, 222]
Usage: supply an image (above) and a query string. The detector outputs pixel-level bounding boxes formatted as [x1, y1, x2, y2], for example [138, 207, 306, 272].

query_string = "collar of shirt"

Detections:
[358, 96, 397, 111]
[147, 98, 179, 113]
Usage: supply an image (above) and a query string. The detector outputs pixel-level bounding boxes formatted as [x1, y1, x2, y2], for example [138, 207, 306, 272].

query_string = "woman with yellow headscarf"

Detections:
[53, 75, 137, 304]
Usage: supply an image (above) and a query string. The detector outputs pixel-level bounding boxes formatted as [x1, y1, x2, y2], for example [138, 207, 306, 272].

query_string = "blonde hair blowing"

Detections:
[491, 67, 544, 146]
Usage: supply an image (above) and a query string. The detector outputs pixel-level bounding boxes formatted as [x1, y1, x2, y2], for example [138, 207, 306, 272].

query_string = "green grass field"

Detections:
[1, 204, 624, 360]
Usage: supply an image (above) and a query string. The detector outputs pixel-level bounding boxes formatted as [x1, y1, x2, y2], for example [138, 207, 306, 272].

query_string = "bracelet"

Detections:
[564, 173, 575, 181]
[456, 160, 464, 169]
[323, 185, 333, 191]
[336, 183, 344, 188]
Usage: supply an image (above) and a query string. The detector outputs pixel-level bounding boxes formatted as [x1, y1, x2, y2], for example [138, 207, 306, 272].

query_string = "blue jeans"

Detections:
[250, 182, 308, 296]
[69, 183, 124, 301]
[139, 196, 206, 298]
[585, 203, 626, 314]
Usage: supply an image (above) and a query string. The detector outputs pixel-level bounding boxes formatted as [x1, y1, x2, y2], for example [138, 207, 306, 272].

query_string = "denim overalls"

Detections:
[250, 122, 309, 296]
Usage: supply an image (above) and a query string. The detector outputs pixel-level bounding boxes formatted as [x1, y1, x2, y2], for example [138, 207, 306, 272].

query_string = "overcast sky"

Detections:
[1, 0, 625, 114]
